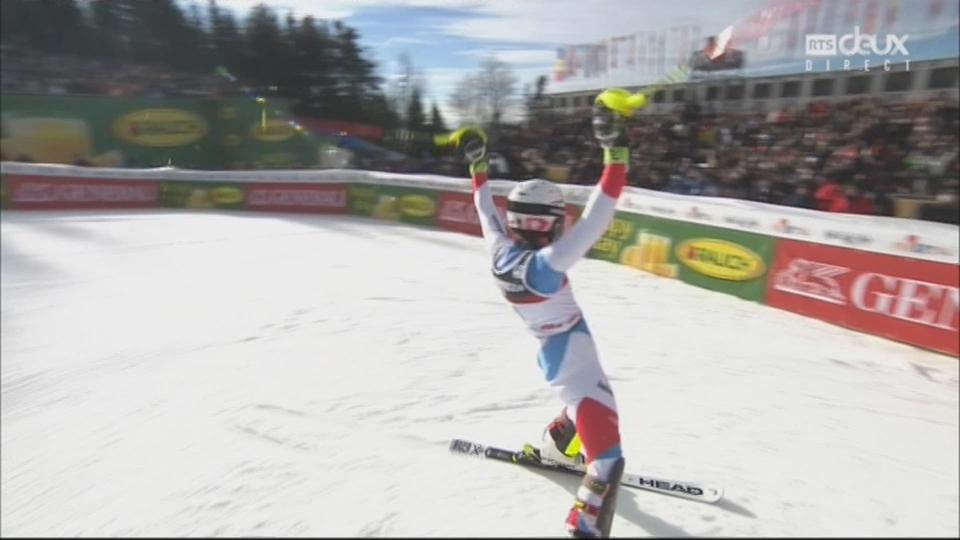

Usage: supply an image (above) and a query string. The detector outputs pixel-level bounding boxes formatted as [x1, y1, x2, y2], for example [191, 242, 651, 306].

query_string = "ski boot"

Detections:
[539, 409, 586, 467]
[565, 457, 625, 538]
[515, 410, 585, 468]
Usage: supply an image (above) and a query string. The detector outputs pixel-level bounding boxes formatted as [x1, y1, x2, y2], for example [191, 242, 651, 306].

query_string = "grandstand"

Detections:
[545, 58, 959, 115]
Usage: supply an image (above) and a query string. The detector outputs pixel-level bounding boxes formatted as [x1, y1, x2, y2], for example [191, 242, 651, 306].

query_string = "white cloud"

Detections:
[217, 0, 767, 39]
[216, 0, 490, 20]
[437, 0, 771, 44]
[380, 36, 432, 47]
[213, 0, 770, 123]
[457, 48, 557, 65]
[215, 0, 353, 19]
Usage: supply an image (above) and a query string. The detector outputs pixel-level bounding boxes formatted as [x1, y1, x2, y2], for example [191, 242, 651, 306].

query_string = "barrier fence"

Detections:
[2, 162, 956, 356]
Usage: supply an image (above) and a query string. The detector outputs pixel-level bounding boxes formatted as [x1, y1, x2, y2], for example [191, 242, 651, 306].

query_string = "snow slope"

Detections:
[2, 210, 957, 537]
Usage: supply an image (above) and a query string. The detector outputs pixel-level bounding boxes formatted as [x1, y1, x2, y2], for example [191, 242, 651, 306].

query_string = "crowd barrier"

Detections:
[2, 162, 957, 356]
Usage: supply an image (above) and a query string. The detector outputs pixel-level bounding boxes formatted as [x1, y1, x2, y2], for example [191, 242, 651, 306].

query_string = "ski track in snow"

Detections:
[2, 210, 957, 537]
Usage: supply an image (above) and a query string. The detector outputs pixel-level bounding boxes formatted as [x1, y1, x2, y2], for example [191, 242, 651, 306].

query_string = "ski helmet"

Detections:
[506, 179, 566, 247]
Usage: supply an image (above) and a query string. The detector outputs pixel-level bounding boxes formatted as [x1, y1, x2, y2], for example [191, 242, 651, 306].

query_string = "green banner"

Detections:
[1, 93, 327, 170]
[589, 212, 774, 302]
[349, 184, 381, 216]
[214, 97, 329, 170]
[159, 182, 246, 210]
[348, 184, 437, 227]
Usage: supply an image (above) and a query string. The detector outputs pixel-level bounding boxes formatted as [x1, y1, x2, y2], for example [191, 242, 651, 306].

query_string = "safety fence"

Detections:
[2, 161, 957, 356]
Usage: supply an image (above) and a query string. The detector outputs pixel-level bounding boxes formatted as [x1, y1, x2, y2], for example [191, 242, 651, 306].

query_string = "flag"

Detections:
[712, 25, 733, 59]
[597, 42, 608, 76]
[647, 31, 657, 73]
[804, 0, 822, 34]
[679, 25, 690, 67]
[927, 0, 944, 20]
[578, 45, 593, 77]
[584, 45, 595, 77]
[568, 46, 579, 77]
[669, 27, 679, 67]
[820, 0, 837, 33]
[787, 9, 800, 53]
[884, 0, 899, 26]
[554, 48, 567, 81]
[863, 0, 879, 33]
[657, 31, 667, 75]
[844, 0, 860, 24]
[638, 32, 648, 74]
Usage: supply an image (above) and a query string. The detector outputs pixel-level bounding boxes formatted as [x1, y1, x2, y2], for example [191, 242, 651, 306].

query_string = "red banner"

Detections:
[245, 183, 348, 213]
[436, 192, 509, 237]
[6, 175, 159, 210]
[436, 191, 583, 238]
[768, 240, 959, 356]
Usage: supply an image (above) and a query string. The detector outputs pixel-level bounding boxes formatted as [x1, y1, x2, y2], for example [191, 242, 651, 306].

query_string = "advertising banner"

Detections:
[1, 94, 326, 171]
[245, 183, 347, 214]
[589, 212, 775, 302]
[159, 181, 245, 210]
[767, 240, 959, 356]
[350, 184, 438, 227]
[1, 94, 219, 169]
[4, 175, 159, 210]
[215, 97, 327, 170]
[348, 184, 380, 217]
[436, 191, 509, 237]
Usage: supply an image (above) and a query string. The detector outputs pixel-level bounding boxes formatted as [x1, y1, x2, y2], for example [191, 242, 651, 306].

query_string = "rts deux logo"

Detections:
[805, 26, 910, 73]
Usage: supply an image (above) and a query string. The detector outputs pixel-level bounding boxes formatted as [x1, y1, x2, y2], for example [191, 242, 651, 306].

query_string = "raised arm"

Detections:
[445, 127, 509, 254]
[470, 159, 510, 253]
[540, 148, 628, 273]
[540, 89, 645, 273]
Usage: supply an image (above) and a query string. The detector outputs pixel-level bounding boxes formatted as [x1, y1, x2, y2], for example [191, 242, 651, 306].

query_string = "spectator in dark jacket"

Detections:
[783, 183, 816, 209]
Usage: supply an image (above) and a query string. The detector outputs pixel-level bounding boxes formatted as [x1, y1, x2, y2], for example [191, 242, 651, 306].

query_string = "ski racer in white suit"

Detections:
[448, 88, 647, 539]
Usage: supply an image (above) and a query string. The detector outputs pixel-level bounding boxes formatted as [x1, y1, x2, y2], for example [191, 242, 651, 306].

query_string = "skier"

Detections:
[447, 88, 646, 538]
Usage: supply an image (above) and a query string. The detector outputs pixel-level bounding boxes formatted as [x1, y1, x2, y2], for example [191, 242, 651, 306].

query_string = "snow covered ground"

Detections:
[2, 209, 957, 537]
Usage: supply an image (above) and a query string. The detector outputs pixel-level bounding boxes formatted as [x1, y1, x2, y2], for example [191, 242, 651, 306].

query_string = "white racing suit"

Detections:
[471, 163, 627, 468]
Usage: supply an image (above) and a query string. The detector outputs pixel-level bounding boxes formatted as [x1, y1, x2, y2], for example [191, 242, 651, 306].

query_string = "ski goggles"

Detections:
[506, 211, 561, 232]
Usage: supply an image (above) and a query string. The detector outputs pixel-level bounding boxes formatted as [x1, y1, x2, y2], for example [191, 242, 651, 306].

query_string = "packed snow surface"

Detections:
[2, 210, 957, 537]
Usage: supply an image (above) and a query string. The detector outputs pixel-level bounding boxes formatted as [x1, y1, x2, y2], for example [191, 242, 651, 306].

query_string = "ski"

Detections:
[449, 438, 723, 503]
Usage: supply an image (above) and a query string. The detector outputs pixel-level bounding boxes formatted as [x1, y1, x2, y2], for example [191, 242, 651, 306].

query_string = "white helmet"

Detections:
[506, 179, 566, 247]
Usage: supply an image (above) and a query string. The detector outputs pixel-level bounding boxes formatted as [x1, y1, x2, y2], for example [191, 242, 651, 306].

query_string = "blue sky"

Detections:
[214, 0, 769, 123]
[212, 0, 959, 124]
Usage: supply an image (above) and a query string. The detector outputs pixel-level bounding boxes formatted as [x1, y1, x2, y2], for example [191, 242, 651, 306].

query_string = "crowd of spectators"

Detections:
[3, 46, 957, 221]
[434, 95, 958, 220]
[443, 95, 954, 220]
[0, 47, 239, 98]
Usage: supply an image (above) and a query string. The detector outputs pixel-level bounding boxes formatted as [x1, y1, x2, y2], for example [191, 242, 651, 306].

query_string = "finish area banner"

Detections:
[767, 240, 959, 356]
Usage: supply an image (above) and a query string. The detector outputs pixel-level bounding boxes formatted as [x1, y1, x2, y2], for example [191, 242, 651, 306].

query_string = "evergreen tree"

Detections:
[88, 0, 132, 60]
[2, 0, 395, 129]
[1, 0, 33, 49]
[208, 0, 246, 79]
[244, 4, 287, 93]
[289, 16, 336, 117]
[52, 0, 89, 54]
[181, 3, 212, 73]
[525, 75, 550, 127]
[429, 102, 447, 133]
[2, 0, 89, 55]
[332, 21, 380, 121]
[406, 86, 427, 131]
[124, 0, 194, 66]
